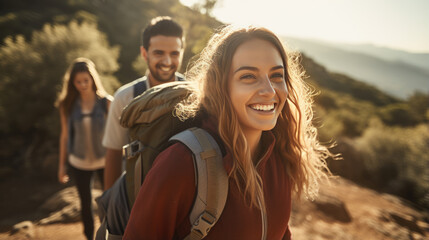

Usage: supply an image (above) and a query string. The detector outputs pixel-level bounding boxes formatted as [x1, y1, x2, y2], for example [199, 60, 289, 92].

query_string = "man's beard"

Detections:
[147, 60, 177, 83]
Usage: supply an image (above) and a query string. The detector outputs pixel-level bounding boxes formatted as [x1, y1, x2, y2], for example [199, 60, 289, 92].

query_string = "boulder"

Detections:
[38, 186, 102, 225]
[10, 221, 35, 239]
[313, 193, 352, 223]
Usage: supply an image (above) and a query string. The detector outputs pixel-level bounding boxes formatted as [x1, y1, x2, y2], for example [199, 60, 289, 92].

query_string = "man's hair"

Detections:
[141, 16, 184, 50]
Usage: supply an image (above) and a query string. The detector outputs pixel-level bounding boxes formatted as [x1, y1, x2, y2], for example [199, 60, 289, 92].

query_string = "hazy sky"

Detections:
[180, 0, 429, 53]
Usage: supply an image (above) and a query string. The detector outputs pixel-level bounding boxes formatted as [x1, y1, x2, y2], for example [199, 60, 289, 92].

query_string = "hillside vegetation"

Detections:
[299, 55, 429, 209]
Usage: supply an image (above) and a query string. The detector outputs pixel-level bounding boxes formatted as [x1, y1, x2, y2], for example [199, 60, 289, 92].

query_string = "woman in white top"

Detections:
[56, 57, 112, 240]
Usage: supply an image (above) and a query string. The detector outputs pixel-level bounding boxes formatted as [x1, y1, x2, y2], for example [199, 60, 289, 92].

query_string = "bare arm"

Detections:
[104, 148, 123, 190]
[102, 92, 127, 189]
[58, 106, 69, 184]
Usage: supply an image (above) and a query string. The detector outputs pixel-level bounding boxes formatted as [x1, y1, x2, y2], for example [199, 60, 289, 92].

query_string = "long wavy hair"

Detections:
[56, 57, 107, 116]
[176, 25, 332, 209]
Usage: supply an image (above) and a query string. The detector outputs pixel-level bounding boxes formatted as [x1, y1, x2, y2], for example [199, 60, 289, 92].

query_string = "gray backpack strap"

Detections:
[170, 127, 228, 240]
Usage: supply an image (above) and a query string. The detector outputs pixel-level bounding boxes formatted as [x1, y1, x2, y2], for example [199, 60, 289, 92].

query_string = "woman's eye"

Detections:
[240, 74, 256, 80]
[271, 73, 284, 78]
[271, 73, 284, 82]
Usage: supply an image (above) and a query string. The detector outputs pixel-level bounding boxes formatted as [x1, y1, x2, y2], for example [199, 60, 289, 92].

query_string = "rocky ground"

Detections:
[290, 177, 428, 240]
[0, 170, 428, 240]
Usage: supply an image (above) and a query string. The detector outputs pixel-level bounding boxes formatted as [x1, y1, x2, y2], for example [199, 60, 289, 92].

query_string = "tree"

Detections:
[191, 0, 219, 16]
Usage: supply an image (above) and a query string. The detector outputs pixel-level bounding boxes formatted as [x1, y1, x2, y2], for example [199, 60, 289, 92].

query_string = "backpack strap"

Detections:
[133, 79, 147, 98]
[133, 74, 184, 98]
[170, 127, 228, 240]
[176, 73, 185, 82]
[122, 140, 144, 207]
[100, 96, 108, 113]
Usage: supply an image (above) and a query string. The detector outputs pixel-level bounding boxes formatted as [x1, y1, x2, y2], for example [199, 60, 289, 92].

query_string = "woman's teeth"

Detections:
[250, 104, 275, 111]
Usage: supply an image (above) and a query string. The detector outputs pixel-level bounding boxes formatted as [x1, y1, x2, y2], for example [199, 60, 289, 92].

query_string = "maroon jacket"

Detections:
[123, 120, 292, 240]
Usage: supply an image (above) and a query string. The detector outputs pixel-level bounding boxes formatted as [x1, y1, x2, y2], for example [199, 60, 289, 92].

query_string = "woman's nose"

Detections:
[259, 76, 276, 97]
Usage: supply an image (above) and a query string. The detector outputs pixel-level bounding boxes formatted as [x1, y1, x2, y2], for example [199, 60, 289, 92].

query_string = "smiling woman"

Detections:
[123, 25, 334, 240]
[55, 58, 112, 240]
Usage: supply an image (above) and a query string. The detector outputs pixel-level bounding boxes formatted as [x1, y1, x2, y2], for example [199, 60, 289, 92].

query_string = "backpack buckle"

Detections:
[191, 211, 217, 238]
[122, 140, 144, 160]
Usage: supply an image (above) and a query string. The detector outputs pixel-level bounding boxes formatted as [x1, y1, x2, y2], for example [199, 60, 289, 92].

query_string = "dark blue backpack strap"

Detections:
[100, 96, 108, 113]
[133, 79, 147, 98]
[134, 75, 183, 98]
[176, 73, 185, 82]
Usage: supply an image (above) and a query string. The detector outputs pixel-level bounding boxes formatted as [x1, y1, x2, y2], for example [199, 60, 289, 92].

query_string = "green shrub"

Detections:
[407, 91, 429, 122]
[354, 120, 429, 208]
[378, 103, 420, 126]
[314, 89, 376, 140]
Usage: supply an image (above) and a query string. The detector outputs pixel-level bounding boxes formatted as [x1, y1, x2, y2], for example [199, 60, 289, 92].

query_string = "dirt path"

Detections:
[1, 169, 428, 240]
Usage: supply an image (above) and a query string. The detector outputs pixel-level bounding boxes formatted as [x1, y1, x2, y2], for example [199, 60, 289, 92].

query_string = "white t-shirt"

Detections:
[69, 116, 105, 170]
[102, 77, 150, 150]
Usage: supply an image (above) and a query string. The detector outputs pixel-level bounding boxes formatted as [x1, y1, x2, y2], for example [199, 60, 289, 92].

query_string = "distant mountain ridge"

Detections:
[333, 42, 429, 71]
[300, 54, 398, 106]
[284, 37, 429, 99]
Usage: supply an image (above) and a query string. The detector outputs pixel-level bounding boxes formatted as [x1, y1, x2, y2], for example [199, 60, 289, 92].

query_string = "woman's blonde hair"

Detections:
[56, 57, 107, 115]
[177, 25, 332, 208]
